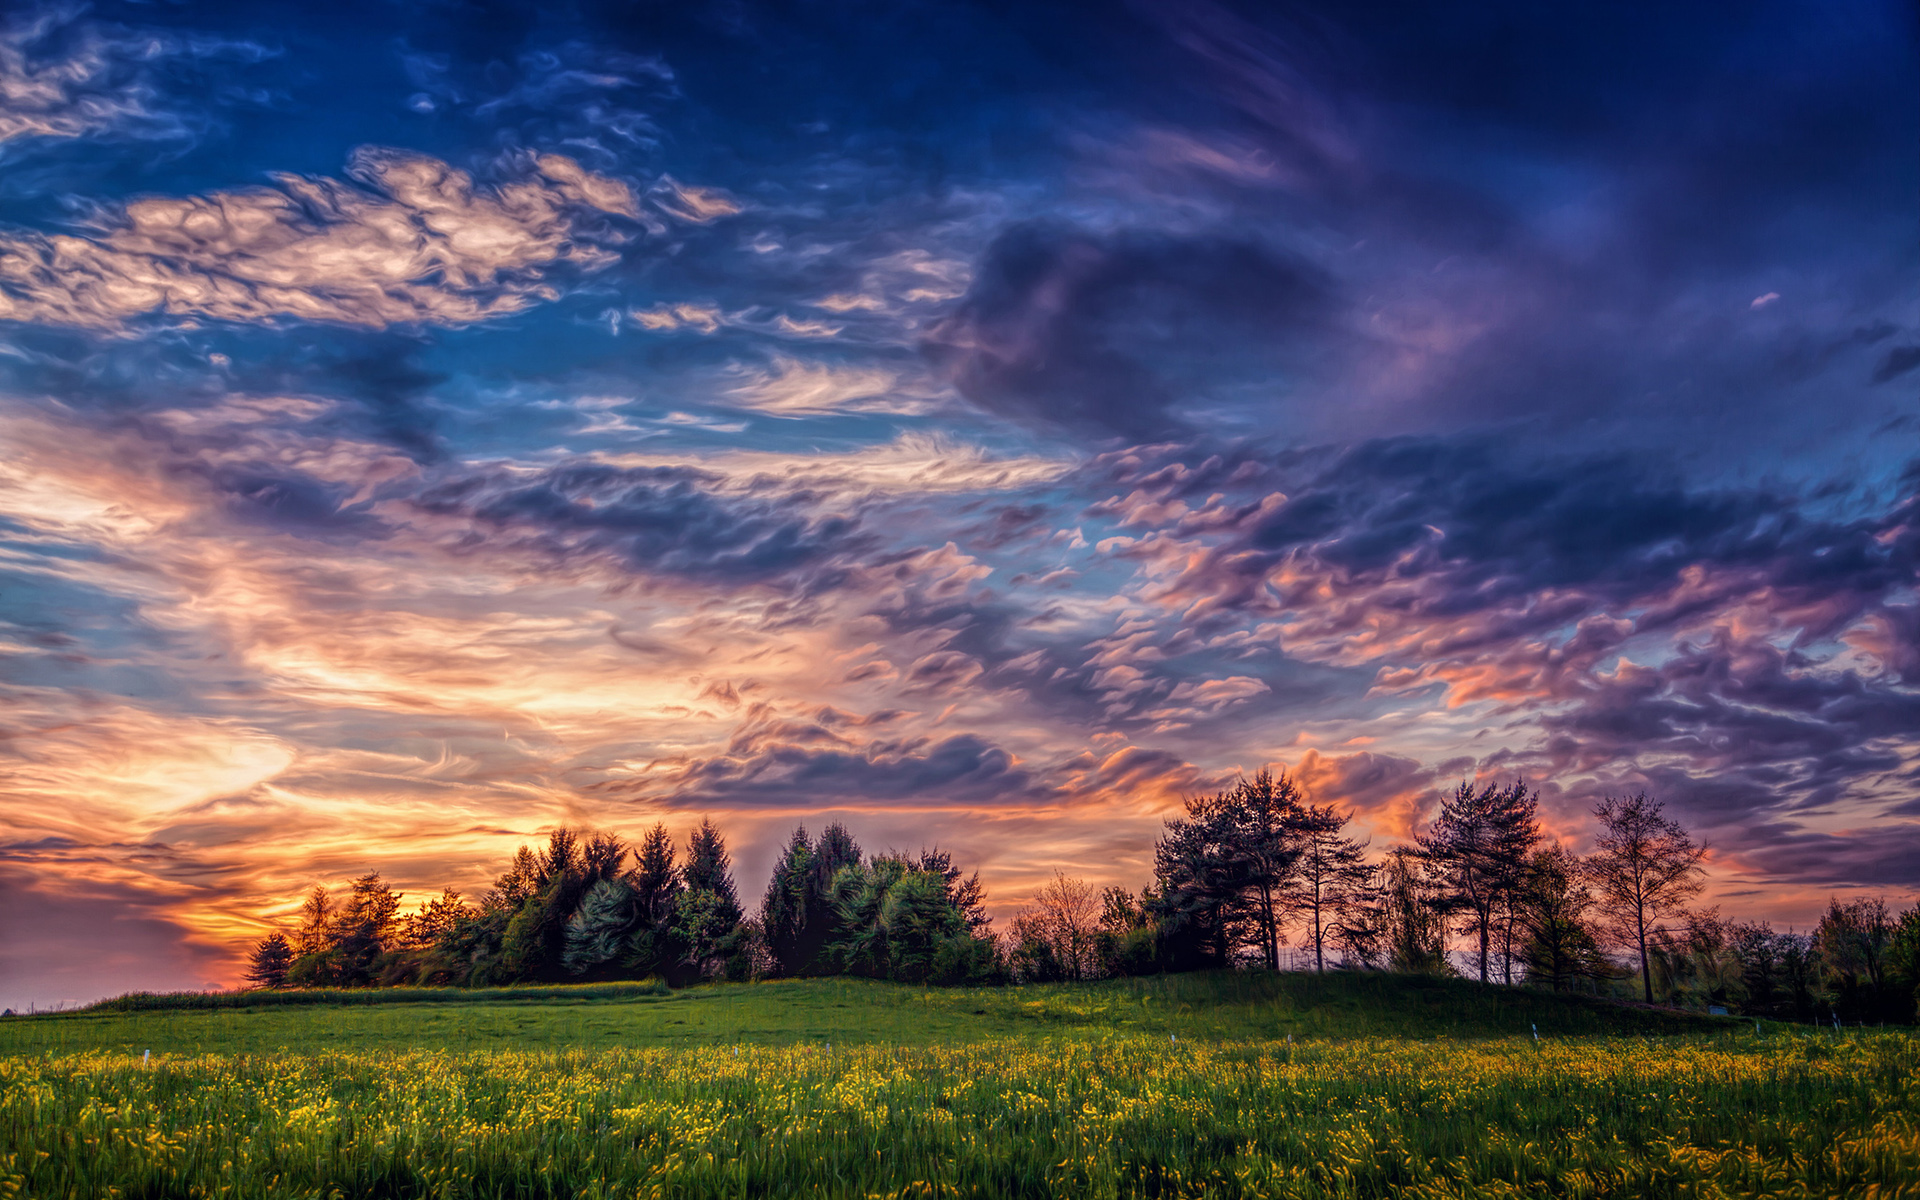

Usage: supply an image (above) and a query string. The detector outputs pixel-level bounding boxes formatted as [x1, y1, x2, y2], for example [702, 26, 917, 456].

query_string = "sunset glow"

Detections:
[0, 0, 1914, 1009]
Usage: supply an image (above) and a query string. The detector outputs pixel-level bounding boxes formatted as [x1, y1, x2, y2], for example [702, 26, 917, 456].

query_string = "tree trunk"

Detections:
[1637, 905, 1653, 1005]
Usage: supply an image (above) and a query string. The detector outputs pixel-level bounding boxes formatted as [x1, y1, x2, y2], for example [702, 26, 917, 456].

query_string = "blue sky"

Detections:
[0, 0, 1914, 1007]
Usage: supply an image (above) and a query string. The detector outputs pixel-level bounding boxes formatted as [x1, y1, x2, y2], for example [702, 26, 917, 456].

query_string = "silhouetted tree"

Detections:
[1814, 896, 1897, 1022]
[398, 889, 472, 950]
[1890, 907, 1920, 1025]
[1516, 844, 1606, 992]
[1378, 849, 1450, 974]
[1585, 792, 1707, 1005]
[1095, 886, 1160, 976]
[1725, 921, 1816, 1022]
[1019, 871, 1101, 980]
[294, 886, 334, 958]
[1415, 779, 1540, 983]
[244, 932, 293, 989]
[1284, 804, 1371, 972]
[1153, 771, 1306, 970]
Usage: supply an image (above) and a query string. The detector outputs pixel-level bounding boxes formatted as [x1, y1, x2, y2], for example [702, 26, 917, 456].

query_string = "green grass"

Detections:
[6, 973, 1908, 1199]
[0, 971, 1726, 1058]
[78, 979, 672, 1012]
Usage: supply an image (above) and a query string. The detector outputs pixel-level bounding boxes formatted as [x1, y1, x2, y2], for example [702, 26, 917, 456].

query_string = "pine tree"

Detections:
[675, 818, 743, 980]
[294, 886, 334, 957]
[760, 827, 813, 976]
[683, 817, 743, 926]
[563, 877, 640, 975]
[244, 932, 294, 989]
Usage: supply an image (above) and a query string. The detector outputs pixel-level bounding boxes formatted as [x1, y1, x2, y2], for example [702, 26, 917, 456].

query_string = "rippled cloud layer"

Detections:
[0, 0, 1913, 1007]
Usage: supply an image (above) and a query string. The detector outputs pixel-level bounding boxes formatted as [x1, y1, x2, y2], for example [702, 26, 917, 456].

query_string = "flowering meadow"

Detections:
[2, 978, 1916, 1198]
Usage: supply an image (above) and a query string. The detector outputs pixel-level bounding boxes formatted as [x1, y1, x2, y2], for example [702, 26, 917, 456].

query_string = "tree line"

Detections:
[245, 819, 1000, 991]
[244, 775, 1920, 1023]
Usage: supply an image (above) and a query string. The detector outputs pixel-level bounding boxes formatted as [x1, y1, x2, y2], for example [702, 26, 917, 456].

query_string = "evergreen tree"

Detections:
[563, 877, 640, 975]
[1516, 845, 1606, 991]
[398, 888, 472, 950]
[294, 886, 334, 957]
[622, 823, 683, 977]
[760, 826, 813, 976]
[244, 932, 293, 989]
[675, 818, 743, 981]
[683, 818, 743, 925]
[1151, 772, 1306, 969]
[500, 828, 606, 982]
[331, 872, 403, 985]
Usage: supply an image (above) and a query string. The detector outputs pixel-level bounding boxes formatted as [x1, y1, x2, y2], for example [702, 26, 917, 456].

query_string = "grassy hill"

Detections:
[4, 972, 1912, 1199]
[1, 970, 1727, 1057]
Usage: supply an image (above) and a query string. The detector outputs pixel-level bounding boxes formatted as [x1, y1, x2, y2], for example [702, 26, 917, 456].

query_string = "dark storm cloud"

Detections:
[629, 712, 1055, 809]
[412, 461, 869, 587]
[923, 222, 1334, 440]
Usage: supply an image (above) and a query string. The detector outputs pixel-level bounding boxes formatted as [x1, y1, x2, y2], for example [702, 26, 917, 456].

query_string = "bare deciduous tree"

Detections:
[1026, 870, 1102, 980]
[1585, 792, 1707, 1005]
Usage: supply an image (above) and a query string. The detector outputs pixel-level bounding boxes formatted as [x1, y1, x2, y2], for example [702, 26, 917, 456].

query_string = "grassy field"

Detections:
[3, 973, 1915, 1198]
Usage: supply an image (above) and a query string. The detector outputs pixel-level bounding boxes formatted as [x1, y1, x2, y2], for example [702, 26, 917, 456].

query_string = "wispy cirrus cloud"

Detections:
[0, 6, 274, 155]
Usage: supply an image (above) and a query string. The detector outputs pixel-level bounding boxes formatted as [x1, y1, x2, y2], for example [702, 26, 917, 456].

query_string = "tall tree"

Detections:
[294, 886, 335, 957]
[1516, 845, 1605, 992]
[1025, 871, 1102, 981]
[683, 818, 743, 926]
[675, 818, 743, 980]
[760, 826, 814, 976]
[501, 828, 603, 982]
[1151, 796, 1243, 970]
[626, 824, 682, 928]
[244, 932, 293, 989]
[1378, 848, 1450, 974]
[622, 822, 683, 978]
[330, 872, 403, 984]
[1812, 896, 1896, 1022]
[1284, 804, 1371, 972]
[1229, 771, 1307, 970]
[1585, 792, 1707, 1005]
[1415, 779, 1540, 983]
[1152, 771, 1305, 970]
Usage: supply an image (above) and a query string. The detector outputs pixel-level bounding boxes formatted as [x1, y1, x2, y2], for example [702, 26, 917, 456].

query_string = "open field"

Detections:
[3, 974, 1915, 1199]
[2, 973, 1725, 1057]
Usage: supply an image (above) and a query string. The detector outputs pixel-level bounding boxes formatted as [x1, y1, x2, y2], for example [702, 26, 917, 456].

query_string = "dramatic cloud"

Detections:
[0, 0, 1914, 1004]
[924, 223, 1334, 439]
[0, 149, 639, 330]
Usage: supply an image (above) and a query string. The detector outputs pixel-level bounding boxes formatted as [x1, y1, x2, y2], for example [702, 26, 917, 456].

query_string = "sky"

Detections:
[0, 0, 1915, 1009]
